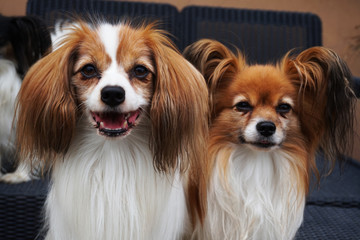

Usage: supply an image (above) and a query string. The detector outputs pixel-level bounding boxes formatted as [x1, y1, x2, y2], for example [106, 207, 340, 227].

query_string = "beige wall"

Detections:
[0, 0, 359, 160]
[158, 0, 360, 77]
[1, 0, 359, 75]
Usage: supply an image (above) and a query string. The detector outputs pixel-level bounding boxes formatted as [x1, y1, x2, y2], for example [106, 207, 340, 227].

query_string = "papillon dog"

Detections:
[0, 15, 51, 183]
[183, 39, 355, 239]
[16, 20, 208, 239]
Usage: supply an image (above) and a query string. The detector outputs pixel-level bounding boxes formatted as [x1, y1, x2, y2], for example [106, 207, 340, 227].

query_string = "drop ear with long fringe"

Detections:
[15, 26, 84, 169]
[147, 31, 209, 173]
[147, 31, 210, 224]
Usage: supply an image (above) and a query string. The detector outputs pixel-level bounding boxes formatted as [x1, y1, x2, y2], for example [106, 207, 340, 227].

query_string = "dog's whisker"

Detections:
[14, 20, 209, 239]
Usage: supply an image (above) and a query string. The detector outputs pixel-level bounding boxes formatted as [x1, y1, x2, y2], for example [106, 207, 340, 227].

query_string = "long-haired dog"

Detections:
[183, 39, 355, 239]
[16, 20, 208, 239]
[0, 15, 51, 183]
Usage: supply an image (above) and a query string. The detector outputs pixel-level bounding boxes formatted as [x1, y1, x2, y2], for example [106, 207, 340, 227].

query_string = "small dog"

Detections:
[184, 39, 355, 239]
[16, 20, 208, 239]
[0, 15, 51, 183]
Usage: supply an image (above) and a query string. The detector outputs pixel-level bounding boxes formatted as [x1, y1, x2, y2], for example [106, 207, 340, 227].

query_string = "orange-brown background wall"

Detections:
[1, 0, 359, 160]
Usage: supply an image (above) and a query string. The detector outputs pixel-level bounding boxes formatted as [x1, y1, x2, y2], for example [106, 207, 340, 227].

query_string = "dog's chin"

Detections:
[90, 109, 141, 138]
[239, 136, 280, 152]
[249, 141, 278, 151]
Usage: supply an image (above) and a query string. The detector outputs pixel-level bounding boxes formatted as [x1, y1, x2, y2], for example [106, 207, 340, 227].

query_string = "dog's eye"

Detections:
[133, 65, 149, 79]
[81, 64, 98, 79]
[235, 101, 253, 112]
[276, 103, 292, 114]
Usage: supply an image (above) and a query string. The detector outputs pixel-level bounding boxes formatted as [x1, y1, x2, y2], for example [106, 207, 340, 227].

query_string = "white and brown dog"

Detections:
[16, 21, 209, 239]
[184, 39, 355, 240]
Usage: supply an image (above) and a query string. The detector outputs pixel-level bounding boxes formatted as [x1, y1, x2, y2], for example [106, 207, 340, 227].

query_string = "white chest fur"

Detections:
[197, 146, 305, 240]
[45, 121, 188, 240]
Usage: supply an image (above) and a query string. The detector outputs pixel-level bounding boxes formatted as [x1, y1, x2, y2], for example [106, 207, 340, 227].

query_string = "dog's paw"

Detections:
[0, 170, 34, 184]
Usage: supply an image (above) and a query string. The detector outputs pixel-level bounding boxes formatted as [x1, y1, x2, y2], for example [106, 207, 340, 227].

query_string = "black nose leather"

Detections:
[101, 86, 125, 107]
[256, 121, 276, 137]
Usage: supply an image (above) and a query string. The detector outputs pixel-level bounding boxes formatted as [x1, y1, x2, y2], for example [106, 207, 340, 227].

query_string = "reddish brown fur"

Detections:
[15, 23, 89, 169]
[16, 21, 209, 223]
[184, 39, 355, 223]
[283, 48, 355, 175]
[207, 64, 309, 195]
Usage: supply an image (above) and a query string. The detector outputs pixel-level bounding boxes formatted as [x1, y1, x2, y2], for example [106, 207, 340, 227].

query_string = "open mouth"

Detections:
[90, 110, 141, 137]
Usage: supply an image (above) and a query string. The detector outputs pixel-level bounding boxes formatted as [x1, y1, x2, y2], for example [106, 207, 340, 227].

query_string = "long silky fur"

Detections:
[16, 20, 209, 239]
[184, 39, 355, 239]
[147, 30, 208, 174]
[146, 27, 209, 225]
[283, 48, 355, 174]
[15, 26, 79, 170]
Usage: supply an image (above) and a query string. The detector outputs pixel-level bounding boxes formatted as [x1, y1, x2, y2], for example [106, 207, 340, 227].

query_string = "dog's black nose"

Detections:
[101, 86, 125, 107]
[256, 121, 276, 137]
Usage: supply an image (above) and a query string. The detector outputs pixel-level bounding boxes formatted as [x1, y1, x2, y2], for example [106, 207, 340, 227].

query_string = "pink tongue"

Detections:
[92, 110, 140, 130]
[102, 114, 126, 129]
[128, 111, 139, 125]
[92, 112, 125, 129]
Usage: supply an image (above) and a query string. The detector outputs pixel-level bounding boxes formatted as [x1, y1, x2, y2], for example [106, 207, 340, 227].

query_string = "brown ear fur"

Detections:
[184, 39, 245, 119]
[146, 28, 209, 172]
[146, 29, 209, 223]
[283, 47, 355, 173]
[15, 25, 85, 169]
[183, 39, 236, 79]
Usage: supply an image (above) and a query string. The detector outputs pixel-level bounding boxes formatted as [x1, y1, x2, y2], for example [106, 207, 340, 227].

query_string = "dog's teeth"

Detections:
[125, 113, 130, 119]
[100, 122, 105, 128]
[123, 121, 128, 129]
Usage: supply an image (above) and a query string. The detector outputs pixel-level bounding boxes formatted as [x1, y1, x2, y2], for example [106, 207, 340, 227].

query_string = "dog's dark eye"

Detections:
[81, 64, 98, 79]
[276, 103, 292, 114]
[235, 101, 253, 112]
[133, 65, 149, 79]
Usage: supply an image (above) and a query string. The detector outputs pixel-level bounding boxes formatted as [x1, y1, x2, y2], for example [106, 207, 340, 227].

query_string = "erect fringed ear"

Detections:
[16, 28, 81, 169]
[283, 47, 355, 169]
[183, 39, 244, 118]
[183, 39, 236, 79]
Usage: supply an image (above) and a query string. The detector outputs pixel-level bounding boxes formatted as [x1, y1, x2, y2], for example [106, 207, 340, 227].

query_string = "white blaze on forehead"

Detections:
[97, 23, 121, 64]
[85, 23, 148, 113]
